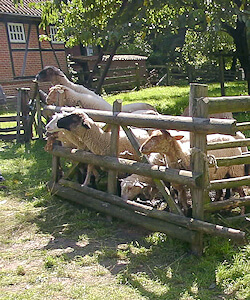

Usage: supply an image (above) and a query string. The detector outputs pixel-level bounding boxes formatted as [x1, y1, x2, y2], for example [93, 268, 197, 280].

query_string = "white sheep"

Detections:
[36, 66, 157, 113]
[46, 85, 112, 111]
[46, 84, 157, 113]
[181, 106, 233, 119]
[120, 174, 158, 201]
[140, 130, 245, 210]
[120, 153, 167, 201]
[35, 66, 99, 98]
[46, 111, 150, 185]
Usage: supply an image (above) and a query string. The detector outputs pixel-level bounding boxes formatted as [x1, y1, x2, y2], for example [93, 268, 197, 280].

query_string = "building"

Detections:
[0, 0, 68, 96]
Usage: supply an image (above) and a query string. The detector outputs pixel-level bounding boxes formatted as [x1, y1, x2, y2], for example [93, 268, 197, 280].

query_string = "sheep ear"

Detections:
[82, 119, 91, 129]
[174, 135, 184, 140]
[160, 130, 171, 137]
[58, 88, 64, 94]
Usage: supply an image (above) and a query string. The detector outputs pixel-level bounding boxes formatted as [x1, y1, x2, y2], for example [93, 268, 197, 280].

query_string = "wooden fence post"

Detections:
[189, 83, 209, 255]
[107, 99, 122, 195]
[21, 88, 31, 142]
[36, 92, 43, 139]
[135, 63, 140, 90]
[16, 89, 22, 143]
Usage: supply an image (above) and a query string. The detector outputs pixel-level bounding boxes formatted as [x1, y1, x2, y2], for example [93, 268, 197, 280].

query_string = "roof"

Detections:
[0, 0, 41, 18]
[103, 55, 148, 61]
[72, 55, 148, 63]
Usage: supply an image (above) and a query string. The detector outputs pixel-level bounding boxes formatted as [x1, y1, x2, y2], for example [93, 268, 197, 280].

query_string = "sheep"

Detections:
[46, 85, 112, 111]
[46, 111, 150, 185]
[120, 174, 158, 201]
[35, 66, 99, 98]
[140, 130, 245, 210]
[46, 84, 157, 113]
[36, 66, 157, 113]
[120, 153, 168, 201]
[181, 106, 233, 119]
[181, 106, 248, 153]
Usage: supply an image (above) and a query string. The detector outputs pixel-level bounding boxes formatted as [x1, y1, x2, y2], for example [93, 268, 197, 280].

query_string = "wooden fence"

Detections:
[0, 85, 44, 142]
[43, 83, 250, 255]
[92, 63, 143, 93]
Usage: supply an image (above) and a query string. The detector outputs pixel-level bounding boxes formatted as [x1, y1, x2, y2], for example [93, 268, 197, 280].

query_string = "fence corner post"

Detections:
[189, 83, 209, 256]
[107, 99, 122, 195]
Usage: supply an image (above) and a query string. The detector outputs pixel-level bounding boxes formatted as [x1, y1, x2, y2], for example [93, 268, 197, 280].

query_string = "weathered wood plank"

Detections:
[50, 145, 201, 188]
[48, 181, 197, 244]
[210, 154, 250, 167]
[205, 95, 250, 114]
[208, 175, 250, 190]
[204, 196, 250, 212]
[60, 179, 246, 243]
[207, 138, 250, 150]
[189, 83, 209, 256]
[43, 105, 237, 135]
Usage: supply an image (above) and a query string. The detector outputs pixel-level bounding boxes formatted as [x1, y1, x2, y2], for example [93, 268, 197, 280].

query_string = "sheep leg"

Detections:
[177, 187, 188, 214]
[82, 164, 94, 186]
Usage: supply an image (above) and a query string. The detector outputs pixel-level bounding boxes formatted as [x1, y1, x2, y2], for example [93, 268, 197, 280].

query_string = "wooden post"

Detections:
[36, 92, 43, 139]
[107, 99, 122, 195]
[16, 89, 22, 143]
[189, 83, 209, 255]
[20, 88, 31, 142]
[135, 63, 140, 90]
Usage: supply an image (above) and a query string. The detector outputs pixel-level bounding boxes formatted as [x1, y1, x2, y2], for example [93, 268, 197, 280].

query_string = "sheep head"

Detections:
[46, 85, 66, 106]
[35, 66, 64, 84]
[46, 112, 66, 133]
[57, 112, 92, 131]
[120, 177, 148, 200]
[140, 130, 184, 155]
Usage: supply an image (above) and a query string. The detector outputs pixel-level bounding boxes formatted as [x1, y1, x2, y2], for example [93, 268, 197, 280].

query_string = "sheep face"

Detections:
[46, 85, 65, 105]
[140, 130, 184, 155]
[57, 113, 91, 131]
[46, 113, 65, 133]
[121, 179, 148, 200]
[35, 66, 64, 83]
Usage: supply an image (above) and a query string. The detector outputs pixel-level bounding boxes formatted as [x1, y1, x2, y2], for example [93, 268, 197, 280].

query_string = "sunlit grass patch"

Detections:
[216, 245, 250, 299]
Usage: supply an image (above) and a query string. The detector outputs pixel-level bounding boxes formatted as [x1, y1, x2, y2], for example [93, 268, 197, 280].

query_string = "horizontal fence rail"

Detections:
[205, 95, 250, 114]
[43, 105, 237, 135]
[50, 145, 202, 188]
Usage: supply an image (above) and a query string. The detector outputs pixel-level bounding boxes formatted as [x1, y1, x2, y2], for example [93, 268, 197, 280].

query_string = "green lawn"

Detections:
[0, 81, 249, 299]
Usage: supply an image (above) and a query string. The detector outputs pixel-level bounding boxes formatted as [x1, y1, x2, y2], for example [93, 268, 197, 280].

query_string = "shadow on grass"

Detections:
[0, 137, 244, 299]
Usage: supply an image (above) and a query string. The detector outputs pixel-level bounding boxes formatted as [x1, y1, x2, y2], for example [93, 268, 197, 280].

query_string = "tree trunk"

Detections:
[95, 40, 120, 94]
[87, 44, 107, 88]
[228, 20, 250, 94]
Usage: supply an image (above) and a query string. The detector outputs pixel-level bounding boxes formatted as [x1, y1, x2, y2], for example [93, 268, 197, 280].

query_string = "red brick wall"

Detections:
[0, 20, 68, 97]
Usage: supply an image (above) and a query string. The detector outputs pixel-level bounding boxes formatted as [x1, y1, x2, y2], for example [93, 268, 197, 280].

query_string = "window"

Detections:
[50, 26, 63, 43]
[7, 23, 26, 43]
[86, 45, 94, 56]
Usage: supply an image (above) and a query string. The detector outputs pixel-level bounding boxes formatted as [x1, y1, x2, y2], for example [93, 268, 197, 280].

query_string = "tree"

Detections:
[14, 0, 250, 93]
[143, 0, 250, 93]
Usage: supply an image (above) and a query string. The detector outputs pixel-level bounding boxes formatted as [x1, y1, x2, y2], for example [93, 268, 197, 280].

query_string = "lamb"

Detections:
[46, 111, 150, 185]
[46, 84, 157, 113]
[140, 130, 245, 210]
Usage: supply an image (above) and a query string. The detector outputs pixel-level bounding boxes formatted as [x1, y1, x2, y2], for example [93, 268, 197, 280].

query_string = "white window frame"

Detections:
[50, 26, 63, 44]
[7, 23, 26, 43]
[86, 45, 94, 56]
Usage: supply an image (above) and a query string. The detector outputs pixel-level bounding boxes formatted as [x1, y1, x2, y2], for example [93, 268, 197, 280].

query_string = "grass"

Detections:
[0, 81, 250, 299]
